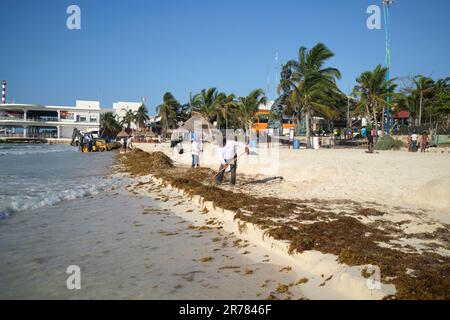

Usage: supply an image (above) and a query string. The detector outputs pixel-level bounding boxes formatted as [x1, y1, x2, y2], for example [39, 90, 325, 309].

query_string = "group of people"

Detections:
[408, 131, 429, 152]
[170, 131, 249, 186]
[365, 129, 430, 153]
[121, 135, 133, 153]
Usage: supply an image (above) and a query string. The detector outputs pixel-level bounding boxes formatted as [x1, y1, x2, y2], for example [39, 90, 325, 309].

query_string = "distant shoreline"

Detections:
[0, 137, 70, 144]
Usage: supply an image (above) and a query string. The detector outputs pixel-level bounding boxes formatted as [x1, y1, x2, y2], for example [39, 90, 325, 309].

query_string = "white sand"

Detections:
[135, 142, 450, 218]
[131, 141, 450, 299]
[132, 176, 395, 299]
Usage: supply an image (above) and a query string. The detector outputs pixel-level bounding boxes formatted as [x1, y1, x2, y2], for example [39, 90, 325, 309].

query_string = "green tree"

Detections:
[134, 104, 150, 131]
[353, 64, 396, 133]
[413, 75, 434, 126]
[196, 88, 220, 123]
[237, 89, 267, 131]
[156, 92, 179, 137]
[214, 92, 237, 129]
[279, 43, 341, 148]
[120, 109, 136, 133]
[100, 111, 121, 137]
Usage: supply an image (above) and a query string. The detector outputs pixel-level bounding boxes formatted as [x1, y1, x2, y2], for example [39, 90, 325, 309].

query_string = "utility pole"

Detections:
[383, 0, 394, 135]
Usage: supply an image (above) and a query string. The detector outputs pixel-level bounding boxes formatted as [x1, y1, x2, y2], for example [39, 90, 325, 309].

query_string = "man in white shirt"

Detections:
[411, 131, 418, 152]
[216, 136, 249, 186]
[191, 138, 203, 168]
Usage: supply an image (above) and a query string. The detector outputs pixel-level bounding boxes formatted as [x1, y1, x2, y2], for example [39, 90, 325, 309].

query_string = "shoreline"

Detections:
[118, 148, 450, 299]
[1, 148, 320, 300]
[128, 174, 394, 299]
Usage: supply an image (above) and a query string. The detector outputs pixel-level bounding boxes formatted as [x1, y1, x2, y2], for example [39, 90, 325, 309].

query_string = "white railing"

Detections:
[0, 116, 99, 125]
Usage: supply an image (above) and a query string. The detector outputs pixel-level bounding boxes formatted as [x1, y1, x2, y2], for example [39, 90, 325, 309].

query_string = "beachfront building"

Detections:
[0, 100, 101, 140]
[112, 101, 143, 130]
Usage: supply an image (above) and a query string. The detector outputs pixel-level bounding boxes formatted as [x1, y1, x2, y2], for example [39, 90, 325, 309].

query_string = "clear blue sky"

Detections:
[1, 0, 449, 114]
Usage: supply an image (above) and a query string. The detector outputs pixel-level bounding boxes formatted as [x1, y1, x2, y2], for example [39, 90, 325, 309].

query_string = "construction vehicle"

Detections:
[70, 128, 109, 152]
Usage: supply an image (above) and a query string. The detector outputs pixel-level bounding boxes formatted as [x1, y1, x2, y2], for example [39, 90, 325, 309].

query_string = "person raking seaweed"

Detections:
[214, 136, 249, 186]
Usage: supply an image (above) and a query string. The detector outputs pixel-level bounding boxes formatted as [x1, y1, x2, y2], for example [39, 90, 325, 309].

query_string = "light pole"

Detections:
[383, 0, 394, 135]
[347, 94, 354, 129]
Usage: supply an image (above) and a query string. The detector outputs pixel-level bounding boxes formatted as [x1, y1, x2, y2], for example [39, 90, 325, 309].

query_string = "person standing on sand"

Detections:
[366, 132, 374, 153]
[420, 132, 429, 153]
[411, 131, 418, 152]
[126, 135, 133, 150]
[361, 126, 367, 139]
[170, 131, 182, 155]
[191, 138, 202, 168]
[267, 128, 273, 148]
[121, 137, 127, 152]
[216, 136, 249, 186]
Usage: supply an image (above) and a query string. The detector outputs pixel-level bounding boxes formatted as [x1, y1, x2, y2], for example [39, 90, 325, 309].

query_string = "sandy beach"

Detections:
[127, 142, 450, 299]
[135, 142, 450, 216]
[1, 142, 448, 300]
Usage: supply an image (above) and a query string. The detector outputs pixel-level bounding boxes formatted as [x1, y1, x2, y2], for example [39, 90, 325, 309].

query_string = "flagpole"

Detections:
[383, 0, 394, 135]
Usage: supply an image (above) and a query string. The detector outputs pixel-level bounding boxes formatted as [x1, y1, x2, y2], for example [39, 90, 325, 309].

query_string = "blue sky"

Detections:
[1, 0, 449, 114]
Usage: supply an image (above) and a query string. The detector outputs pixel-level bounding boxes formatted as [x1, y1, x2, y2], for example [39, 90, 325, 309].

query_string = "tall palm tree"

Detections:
[196, 88, 220, 123]
[413, 75, 434, 126]
[214, 92, 237, 129]
[237, 89, 267, 131]
[100, 111, 121, 137]
[353, 64, 397, 133]
[279, 43, 341, 148]
[156, 92, 179, 137]
[134, 104, 150, 132]
[120, 109, 136, 133]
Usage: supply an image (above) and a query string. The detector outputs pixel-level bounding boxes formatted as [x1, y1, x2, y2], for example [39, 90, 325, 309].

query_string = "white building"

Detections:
[0, 100, 101, 139]
[112, 101, 142, 130]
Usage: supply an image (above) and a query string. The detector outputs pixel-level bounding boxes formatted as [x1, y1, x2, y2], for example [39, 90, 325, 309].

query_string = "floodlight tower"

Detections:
[383, 0, 394, 135]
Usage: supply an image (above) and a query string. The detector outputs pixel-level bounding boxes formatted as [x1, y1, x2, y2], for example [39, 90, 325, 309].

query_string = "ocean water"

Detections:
[0, 144, 123, 219]
[0, 144, 299, 299]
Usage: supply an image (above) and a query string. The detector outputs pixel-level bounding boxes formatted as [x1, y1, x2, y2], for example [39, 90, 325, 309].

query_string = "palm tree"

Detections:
[214, 92, 237, 129]
[237, 89, 267, 132]
[353, 64, 397, 133]
[120, 109, 136, 133]
[100, 111, 121, 137]
[134, 104, 150, 132]
[413, 76, 434, 126]
[156, 92, 179, 137]
[196, 88, 220, 123]
[279, 43, 341, 148]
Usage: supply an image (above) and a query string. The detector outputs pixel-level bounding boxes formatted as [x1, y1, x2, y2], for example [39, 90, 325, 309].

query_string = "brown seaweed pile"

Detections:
[117, 149, 450, 300]
[119, 149, 173, 176]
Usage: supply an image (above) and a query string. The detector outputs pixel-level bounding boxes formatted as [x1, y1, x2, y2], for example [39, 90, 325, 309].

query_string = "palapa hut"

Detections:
[117, 130, 129, 140]
[179, 112, 217, 142]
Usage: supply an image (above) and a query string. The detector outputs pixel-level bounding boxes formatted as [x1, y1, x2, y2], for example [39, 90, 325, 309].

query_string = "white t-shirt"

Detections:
[191, 140, 202, 155]
[411, 134, 418, 141]
[218, 140, 246, 164]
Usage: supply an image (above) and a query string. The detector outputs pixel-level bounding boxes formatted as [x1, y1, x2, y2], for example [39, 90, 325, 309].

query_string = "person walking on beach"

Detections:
[216, 136, 249, 186]
[366, 132, 374, 153]
[191, 138, 203, 168]
[420, 132, 429, 153]
[411, 131, 418, 152]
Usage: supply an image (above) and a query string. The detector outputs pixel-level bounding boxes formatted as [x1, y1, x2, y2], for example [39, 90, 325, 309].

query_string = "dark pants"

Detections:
[216, 157, 237, 185]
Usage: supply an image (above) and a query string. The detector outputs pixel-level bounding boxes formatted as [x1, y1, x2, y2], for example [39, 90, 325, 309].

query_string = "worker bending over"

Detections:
[216, 136, 249, 186]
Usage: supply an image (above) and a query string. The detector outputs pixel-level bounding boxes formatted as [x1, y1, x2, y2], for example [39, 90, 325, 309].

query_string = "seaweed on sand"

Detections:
[117, 149, 450, 300]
